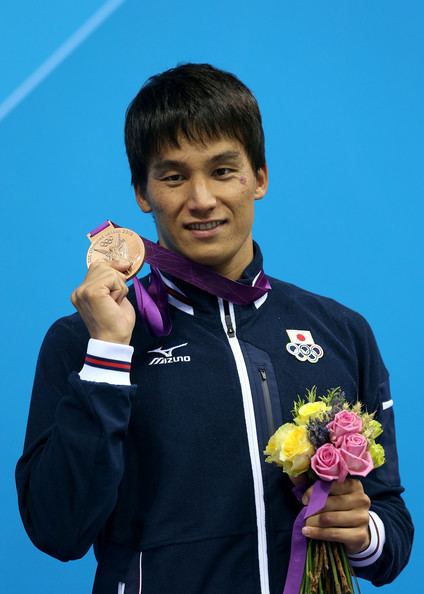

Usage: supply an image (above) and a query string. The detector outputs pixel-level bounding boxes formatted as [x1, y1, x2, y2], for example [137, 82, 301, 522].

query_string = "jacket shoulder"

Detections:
[267, 277, 387, 380]
[268, 276, 371, 330]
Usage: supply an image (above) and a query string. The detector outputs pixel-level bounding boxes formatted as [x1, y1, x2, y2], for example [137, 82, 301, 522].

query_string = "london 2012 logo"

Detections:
[285, 330, 324, 364]
[147, 343, 191, 365]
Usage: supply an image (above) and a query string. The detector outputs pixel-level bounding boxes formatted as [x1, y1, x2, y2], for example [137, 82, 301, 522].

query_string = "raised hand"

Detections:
[71, 260, 136, 345]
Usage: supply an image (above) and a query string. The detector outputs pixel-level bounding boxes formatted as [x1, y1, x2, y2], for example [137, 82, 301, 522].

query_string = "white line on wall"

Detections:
[0, 0, 126, 122]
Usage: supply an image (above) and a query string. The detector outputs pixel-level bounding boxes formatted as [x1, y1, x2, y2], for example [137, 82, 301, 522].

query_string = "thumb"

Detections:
[108, 259, 131, 274]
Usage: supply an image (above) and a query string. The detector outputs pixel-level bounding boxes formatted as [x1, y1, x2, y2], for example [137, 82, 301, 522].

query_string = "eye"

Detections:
[161, 174, 184, 183]
[214, 167, 235, 177]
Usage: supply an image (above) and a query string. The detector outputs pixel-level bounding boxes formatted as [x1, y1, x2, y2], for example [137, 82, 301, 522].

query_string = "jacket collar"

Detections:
[158, 241, 267, 316]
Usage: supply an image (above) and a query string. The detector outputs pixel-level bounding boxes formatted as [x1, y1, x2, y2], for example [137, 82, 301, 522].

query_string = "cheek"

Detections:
[148, 194, 177, 219]
[233, 195, 255, 227]
[145, 181, 178, 214]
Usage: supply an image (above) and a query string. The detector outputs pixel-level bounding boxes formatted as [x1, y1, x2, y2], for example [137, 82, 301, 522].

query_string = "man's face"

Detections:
[136, 137, 268, 280]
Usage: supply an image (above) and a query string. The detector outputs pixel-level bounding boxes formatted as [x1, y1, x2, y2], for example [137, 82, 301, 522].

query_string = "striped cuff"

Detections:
[79, 338, 134, 386]
[348, 511, 385, 567]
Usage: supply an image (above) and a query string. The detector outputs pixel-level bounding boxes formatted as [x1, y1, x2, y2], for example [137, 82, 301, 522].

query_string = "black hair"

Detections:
[124, 63, 266, 191]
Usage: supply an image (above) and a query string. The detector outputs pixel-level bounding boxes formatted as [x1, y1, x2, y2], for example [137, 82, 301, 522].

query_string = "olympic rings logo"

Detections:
[286, 342, 324, 364]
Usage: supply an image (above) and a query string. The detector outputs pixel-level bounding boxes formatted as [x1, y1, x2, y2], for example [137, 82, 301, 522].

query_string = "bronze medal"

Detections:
[86, 222, 145, 280]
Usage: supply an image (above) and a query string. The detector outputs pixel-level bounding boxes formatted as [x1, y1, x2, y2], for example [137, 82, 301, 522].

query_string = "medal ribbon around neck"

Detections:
[87, 220, 271, 336]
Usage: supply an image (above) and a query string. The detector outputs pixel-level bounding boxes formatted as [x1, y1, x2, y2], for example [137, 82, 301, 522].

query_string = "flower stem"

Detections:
[327, 542, 342, 594]
[333, 543, 350, 593]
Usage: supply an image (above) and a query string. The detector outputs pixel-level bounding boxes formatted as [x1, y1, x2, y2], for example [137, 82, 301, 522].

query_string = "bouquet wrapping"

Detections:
[264, 387, 385, 594]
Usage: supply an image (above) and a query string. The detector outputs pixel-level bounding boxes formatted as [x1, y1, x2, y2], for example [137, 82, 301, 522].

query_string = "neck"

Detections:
[213, 259, 251, 281]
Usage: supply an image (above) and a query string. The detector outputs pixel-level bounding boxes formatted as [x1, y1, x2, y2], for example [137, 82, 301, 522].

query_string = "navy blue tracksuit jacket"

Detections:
[16, 246, 413, 593]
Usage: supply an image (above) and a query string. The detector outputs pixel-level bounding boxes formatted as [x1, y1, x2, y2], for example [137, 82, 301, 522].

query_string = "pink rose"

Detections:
[339, 433, 367, 457]
[311, 443, 348, 483]
[339, 433, 374, 477]
[327, 410, 362, 446]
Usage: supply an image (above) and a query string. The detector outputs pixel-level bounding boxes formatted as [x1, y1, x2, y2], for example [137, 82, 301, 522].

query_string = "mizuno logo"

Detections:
[147, 342, 191, 365]
[148, 343, 188, 357]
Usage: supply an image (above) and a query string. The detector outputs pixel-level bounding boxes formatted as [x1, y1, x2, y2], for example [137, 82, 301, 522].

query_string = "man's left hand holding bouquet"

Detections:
[301, 478, 371, 555]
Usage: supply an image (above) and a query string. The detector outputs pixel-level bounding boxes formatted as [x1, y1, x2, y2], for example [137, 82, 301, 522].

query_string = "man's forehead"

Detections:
[150, 137, 246, 169]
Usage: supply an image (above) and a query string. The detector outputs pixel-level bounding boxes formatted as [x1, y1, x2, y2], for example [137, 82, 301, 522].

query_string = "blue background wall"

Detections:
[1, 1, 422, 591]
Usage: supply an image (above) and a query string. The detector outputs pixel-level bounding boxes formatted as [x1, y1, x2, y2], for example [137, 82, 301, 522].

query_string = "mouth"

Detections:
[184, 220, 226, 231]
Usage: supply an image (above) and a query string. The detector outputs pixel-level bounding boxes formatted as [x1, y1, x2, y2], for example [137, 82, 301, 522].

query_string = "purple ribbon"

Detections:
[140, 237, 271, 305]
[89, 221, 271, 336]
[283, 480, 332, 594]
[133, 268, 172, 336]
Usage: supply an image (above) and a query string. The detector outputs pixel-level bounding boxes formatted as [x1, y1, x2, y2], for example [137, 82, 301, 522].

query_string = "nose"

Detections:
[186, 176, 217, 212]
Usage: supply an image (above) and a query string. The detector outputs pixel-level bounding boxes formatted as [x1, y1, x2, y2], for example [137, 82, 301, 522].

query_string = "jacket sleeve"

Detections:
[15, 316, 135, 561]
[347, 312, 414, 585]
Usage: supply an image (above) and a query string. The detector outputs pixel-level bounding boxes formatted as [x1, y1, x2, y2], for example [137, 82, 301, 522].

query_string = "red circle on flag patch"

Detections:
[296, 333, 306, 342]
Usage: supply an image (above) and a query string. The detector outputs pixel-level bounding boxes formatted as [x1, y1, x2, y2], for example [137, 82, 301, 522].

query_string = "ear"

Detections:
[253, 163, 268, 201]
[135, 186, 152, 213]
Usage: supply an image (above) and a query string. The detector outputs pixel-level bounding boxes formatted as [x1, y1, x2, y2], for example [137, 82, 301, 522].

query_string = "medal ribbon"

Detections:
[283, 480, 332, 594]
[89, 221, 271, 336]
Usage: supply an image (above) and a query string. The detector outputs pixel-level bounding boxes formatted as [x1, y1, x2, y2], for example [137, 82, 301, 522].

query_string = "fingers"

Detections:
[308, 490, 370, 513]
[110, 286, 129, 305]
[301, 479, 371, 554]
[87, 259, 130, 279]
[303, 479, 370, 518]
[70, 260, 135, 344]
[106, 259, 131, 273]
[329, 478, 363, 496]
[72, 277, 125, 309]
[302, 524, 371, 554]
[306, 508, 370, 529]
[302, 478, 365, 504]
[73, 262, 128, 303]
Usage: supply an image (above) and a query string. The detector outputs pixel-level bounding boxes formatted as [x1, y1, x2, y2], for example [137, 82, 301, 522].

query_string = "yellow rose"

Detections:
[294, 401, 328, 426]
[264, 423, 314, 477]
[263, 429, 283, 465]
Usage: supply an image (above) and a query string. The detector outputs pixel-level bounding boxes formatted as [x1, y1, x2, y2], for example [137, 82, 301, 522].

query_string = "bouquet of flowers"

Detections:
[264, 387, 385, 594]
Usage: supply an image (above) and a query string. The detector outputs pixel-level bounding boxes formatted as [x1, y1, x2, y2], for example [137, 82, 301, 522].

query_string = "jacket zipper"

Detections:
[223, 300, 235, 337]
[218, 298, 270, 594]
[259, 368, 275, 437]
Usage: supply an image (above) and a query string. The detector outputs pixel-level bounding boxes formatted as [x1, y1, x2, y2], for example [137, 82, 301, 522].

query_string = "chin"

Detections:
[188, 252, 223, 267]
[183, 246, 228, 268]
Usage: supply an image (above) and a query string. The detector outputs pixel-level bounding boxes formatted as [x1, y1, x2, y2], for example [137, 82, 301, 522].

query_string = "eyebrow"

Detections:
[151, 151, 243, 175]
[208, 150, 242, 164]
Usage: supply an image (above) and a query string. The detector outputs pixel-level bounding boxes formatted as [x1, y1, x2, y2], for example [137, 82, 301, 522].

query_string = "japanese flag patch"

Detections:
[286, 329, 324, 364]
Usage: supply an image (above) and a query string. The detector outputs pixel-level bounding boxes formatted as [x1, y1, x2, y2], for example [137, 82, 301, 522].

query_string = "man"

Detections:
[16, 63, 413, 593]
